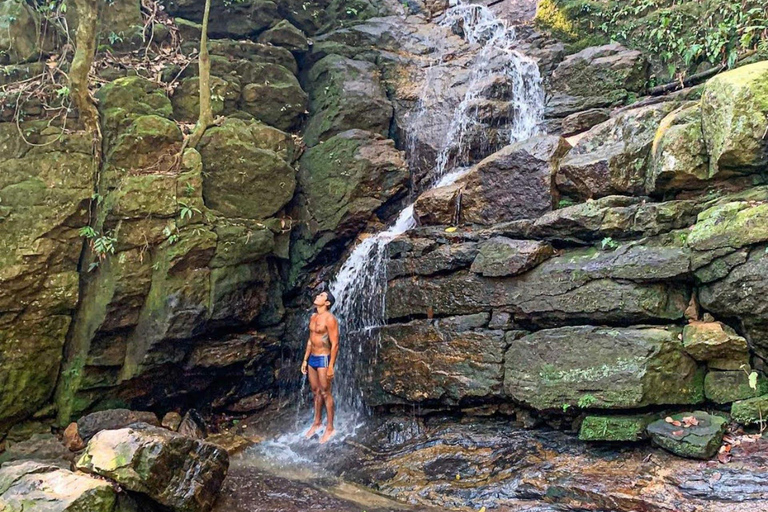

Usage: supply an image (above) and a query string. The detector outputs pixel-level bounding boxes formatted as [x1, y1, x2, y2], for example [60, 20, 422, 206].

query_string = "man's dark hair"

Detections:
[324, 290, 336, 308]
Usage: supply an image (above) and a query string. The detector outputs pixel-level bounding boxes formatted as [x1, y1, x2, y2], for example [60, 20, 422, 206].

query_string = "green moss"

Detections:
[731, 394, 768, 425]
[534, 0, 579, 40]
[579, 414, 654, 441]
[705, 371, 768, 404]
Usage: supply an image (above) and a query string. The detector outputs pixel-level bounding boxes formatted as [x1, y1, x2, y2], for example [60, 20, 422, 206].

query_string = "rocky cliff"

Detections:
[1, 0, 768, 455]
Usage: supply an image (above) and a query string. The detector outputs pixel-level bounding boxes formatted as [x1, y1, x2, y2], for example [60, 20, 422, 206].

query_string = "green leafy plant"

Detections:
[107, 31, 123, 45]
[601, 237, 619, 251]
[80, 226, 117, 260]
[163, 225, 179, 245]
[179, 201, 201, 220]
[578, 394, 597, 408]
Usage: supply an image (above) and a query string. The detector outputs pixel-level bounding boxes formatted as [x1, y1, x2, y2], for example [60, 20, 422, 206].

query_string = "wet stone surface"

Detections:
[234, 414, 768, 512]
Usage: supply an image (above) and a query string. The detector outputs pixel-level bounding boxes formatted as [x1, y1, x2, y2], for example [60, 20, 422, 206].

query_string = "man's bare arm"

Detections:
[327, 315, 339, 376]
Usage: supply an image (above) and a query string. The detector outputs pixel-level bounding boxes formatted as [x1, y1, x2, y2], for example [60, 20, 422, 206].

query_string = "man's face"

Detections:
[313, 292, 329, 307]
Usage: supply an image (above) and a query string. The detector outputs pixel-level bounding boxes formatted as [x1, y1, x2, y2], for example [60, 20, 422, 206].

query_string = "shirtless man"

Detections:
[301, 290, 339, 444]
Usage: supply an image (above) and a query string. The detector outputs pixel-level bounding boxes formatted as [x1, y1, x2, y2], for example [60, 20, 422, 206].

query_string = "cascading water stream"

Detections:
[258, 0, 543, 459]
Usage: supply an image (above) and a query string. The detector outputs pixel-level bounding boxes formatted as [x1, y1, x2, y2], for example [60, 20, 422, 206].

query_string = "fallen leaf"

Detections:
[682, 416, 699, 427]
[665, 416, 675, 423]
[672, 429, 684, 436]
[445, 226, 458, 233]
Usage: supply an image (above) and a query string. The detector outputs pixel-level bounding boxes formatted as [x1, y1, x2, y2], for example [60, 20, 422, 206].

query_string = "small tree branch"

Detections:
[70, 0, 101, 157]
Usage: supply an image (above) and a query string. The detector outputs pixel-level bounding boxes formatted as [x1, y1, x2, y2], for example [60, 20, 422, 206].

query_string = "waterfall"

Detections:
[328, 1, 544, 434]
[258, 1, 543, 457]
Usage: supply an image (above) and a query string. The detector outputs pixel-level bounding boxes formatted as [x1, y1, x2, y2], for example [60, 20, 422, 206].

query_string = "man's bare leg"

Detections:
[305, 366, 323, 438]
[317, 368, 335, 444]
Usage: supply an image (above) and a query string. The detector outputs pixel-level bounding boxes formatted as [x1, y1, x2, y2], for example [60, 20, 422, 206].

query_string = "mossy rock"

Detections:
[705, 370, 768, 404]
[647, 411, 727, 459]
[104, 114, 182, 176]
[504, 325, 703, 411]
[304, 54, 393, 146]
[257, 19, 308, 53]
[648, 103, 711, 194]
[199, 120, 296, 219]
[687, 201, 768, 252]
[579, 414, 655, 442]
[211, 222, 275, 268]
[731, 394, 768, 425]
[0, 460, 120, 511]
[171, 76, 234, 122]
[701, 61, 768, 175]
[238, 62, 307, 131]
[0, 0, 43, 65]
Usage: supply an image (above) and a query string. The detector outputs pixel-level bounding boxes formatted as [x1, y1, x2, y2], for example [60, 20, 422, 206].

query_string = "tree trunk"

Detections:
[187, 0, 213, 149]
[70, 0, 101, 154]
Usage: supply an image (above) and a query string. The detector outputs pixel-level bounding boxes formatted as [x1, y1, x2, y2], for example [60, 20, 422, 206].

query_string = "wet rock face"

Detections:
[415, 135, 569, 226]
[368, 315, 505, 406]
[504, 326, 703, 410]
[77, 423, 229, 512]
[338, 416, 768, 512]
[386, 239, 690, 327]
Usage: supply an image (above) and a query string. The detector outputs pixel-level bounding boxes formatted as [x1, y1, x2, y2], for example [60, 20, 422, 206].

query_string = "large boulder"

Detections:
[77, 423, 229, 512]
[701, 61, 768, 176]
[0, 460, 121, 512]
[414, 135, 569, 226]
[0, 0, 43, 64]
[547, 43, 649, 118]
[369, 315, 504, 406]
[304, 54, 393, 146]
[556, 102, 676, 199]
[292, 129, 408, 270]
[504, 326, 703, 411]
[198, 119, 296, 219]
[238, 63, 307, 131]
[647, 103, 711, 194]
[257, 20, 308, 53]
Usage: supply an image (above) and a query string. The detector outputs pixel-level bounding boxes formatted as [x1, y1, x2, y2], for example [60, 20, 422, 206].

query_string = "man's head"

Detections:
[313, 290, 335, 309]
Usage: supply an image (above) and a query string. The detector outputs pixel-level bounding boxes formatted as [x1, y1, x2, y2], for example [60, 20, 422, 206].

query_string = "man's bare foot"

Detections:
[305, 423, 322, 438]
[319, 428, 335, 444]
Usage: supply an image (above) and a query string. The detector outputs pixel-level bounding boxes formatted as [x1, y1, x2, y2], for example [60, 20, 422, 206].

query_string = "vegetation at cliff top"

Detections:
[536, 0, 768, 80]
